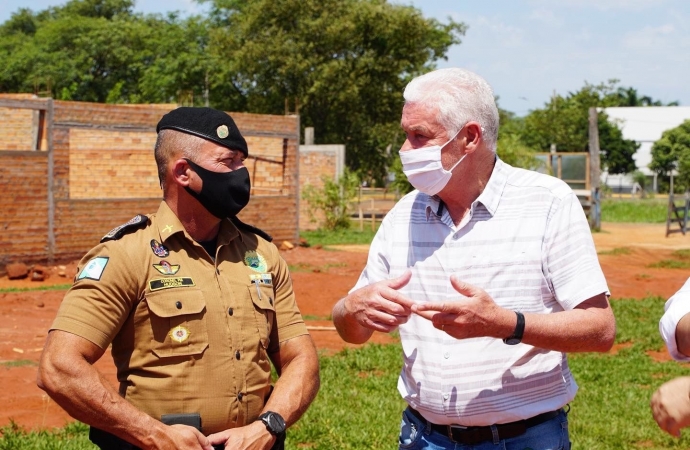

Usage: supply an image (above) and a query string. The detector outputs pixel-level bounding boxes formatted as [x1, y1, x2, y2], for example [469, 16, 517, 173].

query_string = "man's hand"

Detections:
[411, 275, 510, 339]
[162, 424, 214, 450]
[342, 270, 415, 333]
[651, 376, 690, 437]
[207, 421, 275, 450]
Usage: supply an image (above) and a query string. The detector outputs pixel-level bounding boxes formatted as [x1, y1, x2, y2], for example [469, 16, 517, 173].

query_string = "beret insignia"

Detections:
[217, 125, 229, 139]
[101, 214, 148, 242]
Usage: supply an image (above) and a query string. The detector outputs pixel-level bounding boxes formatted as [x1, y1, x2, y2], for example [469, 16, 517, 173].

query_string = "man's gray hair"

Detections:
[154, 129, 206, 190]
[403, 68, 499, 151]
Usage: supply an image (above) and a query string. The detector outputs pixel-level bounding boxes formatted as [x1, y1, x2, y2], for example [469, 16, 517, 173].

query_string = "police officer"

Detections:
[37, 107, 320, 450]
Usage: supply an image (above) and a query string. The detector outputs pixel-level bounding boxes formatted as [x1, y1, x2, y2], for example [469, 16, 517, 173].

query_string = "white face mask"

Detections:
[399, 129, 465, 196]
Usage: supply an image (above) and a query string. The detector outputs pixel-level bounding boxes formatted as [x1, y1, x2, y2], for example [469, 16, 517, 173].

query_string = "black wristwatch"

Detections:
[503, 311, 525, 345]
[258, 411, 286, 437]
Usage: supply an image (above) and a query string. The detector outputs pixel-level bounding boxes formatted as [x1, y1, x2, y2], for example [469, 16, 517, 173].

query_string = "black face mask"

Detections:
[183, 158, 251, 219]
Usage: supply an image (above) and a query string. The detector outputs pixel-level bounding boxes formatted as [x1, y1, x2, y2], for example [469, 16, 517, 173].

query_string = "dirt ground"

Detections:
[1, 222, 689, 431]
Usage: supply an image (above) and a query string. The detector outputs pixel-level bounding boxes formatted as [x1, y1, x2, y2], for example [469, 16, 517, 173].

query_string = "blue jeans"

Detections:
[398, 407, 571, 450]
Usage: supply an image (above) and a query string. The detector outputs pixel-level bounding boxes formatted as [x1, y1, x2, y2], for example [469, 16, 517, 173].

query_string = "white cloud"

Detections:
[528, 8, 563, 26]
[529, 0, 666, 11]
[622, 23, 679, 50]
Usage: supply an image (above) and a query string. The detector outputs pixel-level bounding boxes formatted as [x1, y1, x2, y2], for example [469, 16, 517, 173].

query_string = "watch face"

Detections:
[261, 412, 286, 435]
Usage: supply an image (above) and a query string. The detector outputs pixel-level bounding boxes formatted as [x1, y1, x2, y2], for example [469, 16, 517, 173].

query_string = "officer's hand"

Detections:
[651, 376, 690, 437]
[342, 270, 414, 333]
[207, 421, 274, 450]
[165, 424, 214, 450]
[411, 276, 506, 339]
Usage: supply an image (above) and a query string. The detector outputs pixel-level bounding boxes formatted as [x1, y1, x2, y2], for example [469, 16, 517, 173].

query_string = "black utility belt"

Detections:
[409, 407, 562, 445]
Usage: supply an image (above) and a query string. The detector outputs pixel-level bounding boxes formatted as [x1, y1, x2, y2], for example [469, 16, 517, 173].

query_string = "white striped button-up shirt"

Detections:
[660, 278, 690, 361]
[351, 158, 609, 426]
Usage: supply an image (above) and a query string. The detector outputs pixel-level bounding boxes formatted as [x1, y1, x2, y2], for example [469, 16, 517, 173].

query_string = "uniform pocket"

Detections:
[247, 283, 276, 349]
[146, 288, 209, 358]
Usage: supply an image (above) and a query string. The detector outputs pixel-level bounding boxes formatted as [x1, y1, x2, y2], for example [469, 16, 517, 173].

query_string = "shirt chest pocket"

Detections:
[145, 288, 209, 358]
[247, 283, 276, 350]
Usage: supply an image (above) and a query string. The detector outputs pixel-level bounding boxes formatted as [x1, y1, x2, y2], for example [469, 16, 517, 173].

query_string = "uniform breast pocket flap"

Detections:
[247, 283, 276, 349]
[146, 288, 209, 358]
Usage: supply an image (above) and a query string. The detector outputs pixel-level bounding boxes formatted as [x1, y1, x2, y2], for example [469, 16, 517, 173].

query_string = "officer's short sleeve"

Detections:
[50, 242, 141, 350]
[268, 244, 308, 352]
[660, 278, 690, 361]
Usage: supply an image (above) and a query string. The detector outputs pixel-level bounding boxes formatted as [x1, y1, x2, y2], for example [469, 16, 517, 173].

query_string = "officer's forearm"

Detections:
[37, 331, 169, 449]
[264, 334, 320, 427]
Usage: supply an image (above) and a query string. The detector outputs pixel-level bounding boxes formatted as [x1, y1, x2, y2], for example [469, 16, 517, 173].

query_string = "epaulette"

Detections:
[101, 214, 149, 243]
[231, 216, 273, 242]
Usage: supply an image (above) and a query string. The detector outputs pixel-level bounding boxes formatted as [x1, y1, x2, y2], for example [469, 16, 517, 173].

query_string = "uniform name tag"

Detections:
[149, 277, 195, 291]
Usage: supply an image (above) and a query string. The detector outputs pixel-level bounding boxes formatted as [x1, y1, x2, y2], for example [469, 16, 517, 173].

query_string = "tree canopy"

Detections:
[0, 0, 466, 182]
[650, 120, 690, 191]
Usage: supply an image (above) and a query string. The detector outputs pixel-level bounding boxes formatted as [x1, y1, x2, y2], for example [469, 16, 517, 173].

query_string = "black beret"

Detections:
[156, 107, 248, 156]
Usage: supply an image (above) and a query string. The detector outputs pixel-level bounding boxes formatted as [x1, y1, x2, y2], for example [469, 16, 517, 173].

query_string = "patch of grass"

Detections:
[598, 247, 632, 256]
[302, 314, 332, 321]
[601, 198, 668, 223]
[9, 298, 690, 449]
[0, 420, 92, 449]
[648, 260, 690, 269]
[672, 249, 690, 260]
[0, 284, 71, 294]
[0, 360, 37, 368]
[300, 223, 380, 247]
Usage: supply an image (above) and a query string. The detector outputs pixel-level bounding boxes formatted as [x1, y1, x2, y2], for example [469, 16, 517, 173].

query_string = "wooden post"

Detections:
[358, 207, 363, 232]
[588, 107, 601, 231]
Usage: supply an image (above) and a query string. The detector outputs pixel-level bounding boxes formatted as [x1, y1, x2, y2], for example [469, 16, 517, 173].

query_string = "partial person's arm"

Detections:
[676, 313, 690, 357]
[207, 334, 320, 449]
[332, 271, 414, 344]
[37, 330, 212, 450]
[412, 277, 615, 353]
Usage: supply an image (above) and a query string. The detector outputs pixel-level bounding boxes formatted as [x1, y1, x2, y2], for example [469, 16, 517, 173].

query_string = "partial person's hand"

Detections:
[166, 424, 214, 450]
[342, 270, 414, 333]
[207, 421, 275, 450]
[411, 275, 507, 339]
[651, 376, 690, 437]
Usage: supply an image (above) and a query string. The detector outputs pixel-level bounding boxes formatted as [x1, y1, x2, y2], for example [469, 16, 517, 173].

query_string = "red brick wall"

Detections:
[298, 145, 345, 230]
[0, 100, 300, 273]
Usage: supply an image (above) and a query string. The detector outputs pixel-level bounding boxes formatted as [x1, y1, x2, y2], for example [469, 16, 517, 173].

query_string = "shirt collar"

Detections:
[155, 201, 240, 244]
[423, 155, 509, 220]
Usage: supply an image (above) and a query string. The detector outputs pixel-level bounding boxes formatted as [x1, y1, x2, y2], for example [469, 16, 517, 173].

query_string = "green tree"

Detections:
[521, 80, 642, 175]
[203, 0, 466, 182]
[650, 120, 690, 192]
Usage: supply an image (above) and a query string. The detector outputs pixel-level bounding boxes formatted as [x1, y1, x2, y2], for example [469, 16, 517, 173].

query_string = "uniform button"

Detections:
[228, 307, 234, 316]
[237, 393, 243, 401]
[175, 301, 182, 309]
[235, 350, 240, 360]
[443, 352, 450, 359]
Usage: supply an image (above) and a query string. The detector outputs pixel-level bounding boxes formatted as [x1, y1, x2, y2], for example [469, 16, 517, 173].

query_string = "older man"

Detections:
[332, 68, 615, 449]
[38, 107, 319, 450]
[653, 278, 690, 437]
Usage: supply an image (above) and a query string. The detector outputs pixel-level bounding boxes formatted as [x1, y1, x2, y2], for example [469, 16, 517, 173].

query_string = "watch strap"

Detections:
[503, 311, 525, 345]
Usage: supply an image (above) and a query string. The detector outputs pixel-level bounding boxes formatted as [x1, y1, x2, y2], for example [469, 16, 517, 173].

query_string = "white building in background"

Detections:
[601, 106, 690, 193]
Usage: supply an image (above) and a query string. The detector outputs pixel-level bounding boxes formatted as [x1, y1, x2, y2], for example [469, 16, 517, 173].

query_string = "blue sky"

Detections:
[1, 0, 688, 116]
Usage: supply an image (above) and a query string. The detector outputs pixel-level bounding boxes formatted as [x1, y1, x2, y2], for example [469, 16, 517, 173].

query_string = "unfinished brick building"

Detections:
[0, 96, 336, 274]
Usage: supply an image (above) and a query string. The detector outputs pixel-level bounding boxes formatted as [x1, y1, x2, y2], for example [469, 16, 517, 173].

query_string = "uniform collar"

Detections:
[155, 201, 240, 244]
[424, 155, 509, 220]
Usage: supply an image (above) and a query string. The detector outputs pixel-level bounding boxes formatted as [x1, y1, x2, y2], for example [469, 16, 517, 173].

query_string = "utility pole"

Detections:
[588, 107, 601, 231]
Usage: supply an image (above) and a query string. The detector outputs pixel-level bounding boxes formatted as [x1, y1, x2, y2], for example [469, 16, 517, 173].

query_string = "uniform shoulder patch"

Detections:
[230, 216, 273, 242]
[101, 214, 149, 243]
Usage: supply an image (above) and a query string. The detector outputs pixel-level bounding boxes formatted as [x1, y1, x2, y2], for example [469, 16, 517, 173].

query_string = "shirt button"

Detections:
[443, 394, 449, 401]
[175, 301, 182, 309]
[238, 392, 244, 401]
[228, 307, 234, 316]
[443, 352, 450, 359]
[235, 350, 241, 360]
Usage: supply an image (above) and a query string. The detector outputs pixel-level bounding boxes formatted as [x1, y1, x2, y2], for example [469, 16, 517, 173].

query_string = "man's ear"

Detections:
[170, 159, 192, 187]
[463, 122, 483, 154]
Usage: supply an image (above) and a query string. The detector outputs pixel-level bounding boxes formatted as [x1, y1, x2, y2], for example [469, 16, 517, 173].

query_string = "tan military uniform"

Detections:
[51, 201, 308, 434]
